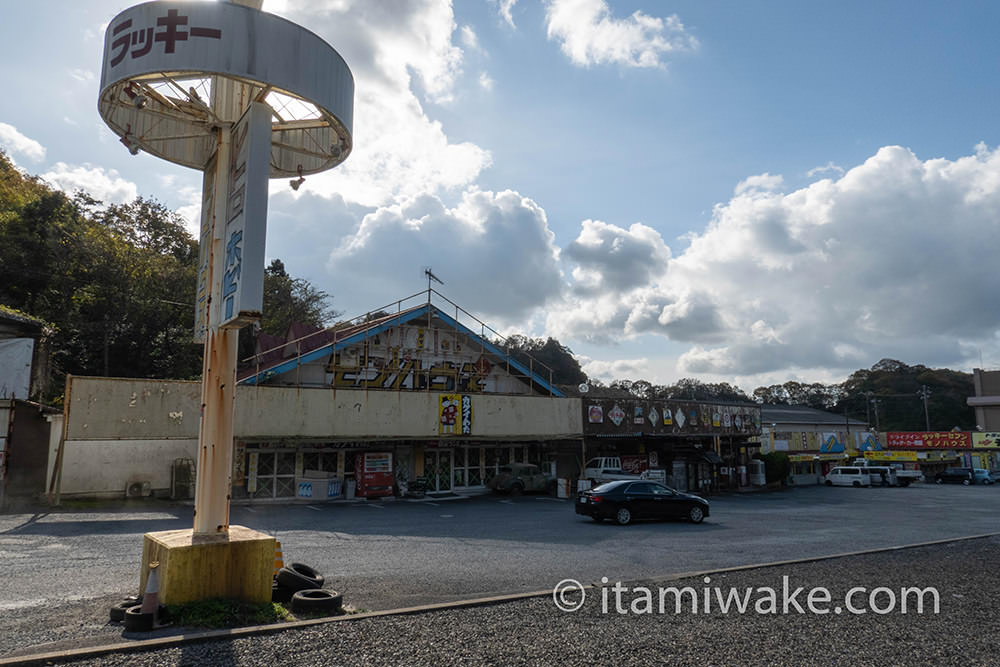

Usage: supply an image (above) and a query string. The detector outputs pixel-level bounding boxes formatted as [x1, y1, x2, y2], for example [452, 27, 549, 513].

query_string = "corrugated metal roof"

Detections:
[761, 404, 867, 426]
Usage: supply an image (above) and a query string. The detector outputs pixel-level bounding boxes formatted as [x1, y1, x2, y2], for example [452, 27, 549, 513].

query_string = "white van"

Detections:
[824, 466, 872, 488]
[862, 466, 897, 486]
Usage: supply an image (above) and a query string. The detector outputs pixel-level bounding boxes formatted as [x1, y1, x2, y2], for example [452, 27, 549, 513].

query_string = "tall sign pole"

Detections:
[98, 0, 354, 601]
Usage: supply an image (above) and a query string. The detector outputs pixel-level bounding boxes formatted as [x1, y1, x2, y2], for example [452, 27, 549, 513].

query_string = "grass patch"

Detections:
[165, 598, 292, 629]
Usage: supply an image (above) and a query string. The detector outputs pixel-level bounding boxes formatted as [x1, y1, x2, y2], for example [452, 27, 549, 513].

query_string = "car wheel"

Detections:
[510, 482, 524, 496]
[688, 505, 705, 524]
[962, 479, 970, 486]
[852, 481, 861, 488]
[824, 480, 833, 486]
[615, 507, 632, 526]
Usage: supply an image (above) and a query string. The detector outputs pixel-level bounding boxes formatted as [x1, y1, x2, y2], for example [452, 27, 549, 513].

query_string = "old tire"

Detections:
[277, 563, 325, 592]
[615, 507, 632, 526]
[272, 581, 294, 604]
[123, 605, 153, 633]
[291, 589, 343, 614]
[109, 600, 135, 623]
[688, 505, 705, 524]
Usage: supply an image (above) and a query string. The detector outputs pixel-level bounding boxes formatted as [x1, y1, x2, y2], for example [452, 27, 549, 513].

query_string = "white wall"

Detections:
[57, 377, 582, 496]
[58, 439, 198, 497]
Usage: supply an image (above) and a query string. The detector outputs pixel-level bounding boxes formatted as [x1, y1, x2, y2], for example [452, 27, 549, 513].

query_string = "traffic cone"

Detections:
[274, 541, 284, 577]
[140, 561, 160, 622]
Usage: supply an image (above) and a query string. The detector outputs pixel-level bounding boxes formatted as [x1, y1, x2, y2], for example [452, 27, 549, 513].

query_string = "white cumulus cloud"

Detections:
[0, 122, 46, 162]
[271, 1, 491, 208]
[323, 188, 562, 323]
[545, 0, 698, 68]
[548, 144, 1000, 384]
[41, 162, 137, 205]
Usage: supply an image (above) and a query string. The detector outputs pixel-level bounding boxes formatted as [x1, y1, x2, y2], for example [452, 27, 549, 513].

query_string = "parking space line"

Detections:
[367, 503, 385, 509]
[306, 506, 321, 511]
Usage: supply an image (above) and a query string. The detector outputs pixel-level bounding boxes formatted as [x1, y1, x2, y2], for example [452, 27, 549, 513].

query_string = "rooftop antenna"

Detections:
[424, 267, 444, 296]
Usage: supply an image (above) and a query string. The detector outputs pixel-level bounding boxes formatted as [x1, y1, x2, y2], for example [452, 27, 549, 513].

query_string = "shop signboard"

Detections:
[886, 432, 971, 449]
[972, 433, 1000, 448]
[863, 450, 918, 462]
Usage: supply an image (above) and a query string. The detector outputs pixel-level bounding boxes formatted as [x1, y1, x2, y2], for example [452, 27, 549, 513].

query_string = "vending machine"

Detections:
[354, 452, 394, 498]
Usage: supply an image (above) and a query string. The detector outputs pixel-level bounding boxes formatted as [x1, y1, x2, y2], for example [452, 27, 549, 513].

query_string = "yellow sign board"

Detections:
[863, 451, 918, 462]
[972, 433, 1000, 449]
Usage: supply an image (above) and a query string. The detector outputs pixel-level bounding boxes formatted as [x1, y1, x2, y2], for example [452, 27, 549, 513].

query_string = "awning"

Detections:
[701, 451, 723, 465]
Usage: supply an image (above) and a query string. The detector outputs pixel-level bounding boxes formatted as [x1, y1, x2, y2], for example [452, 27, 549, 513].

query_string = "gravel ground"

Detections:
[9, 535, 998, 666]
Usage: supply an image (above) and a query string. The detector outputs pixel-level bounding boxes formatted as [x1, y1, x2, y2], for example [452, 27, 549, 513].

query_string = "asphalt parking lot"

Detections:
[1, 483, 999, 660]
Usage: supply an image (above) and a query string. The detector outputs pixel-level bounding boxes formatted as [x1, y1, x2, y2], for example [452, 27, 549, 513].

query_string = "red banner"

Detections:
[886, 431, 971, 449]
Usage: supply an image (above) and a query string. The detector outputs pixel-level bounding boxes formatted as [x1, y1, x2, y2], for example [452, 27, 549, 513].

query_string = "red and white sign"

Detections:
[886, 431, 971, 449]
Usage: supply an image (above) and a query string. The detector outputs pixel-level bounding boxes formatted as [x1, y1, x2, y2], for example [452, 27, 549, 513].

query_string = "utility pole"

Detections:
[865, 391, 872, 430]
[870, 396, 881, 433]
[918, 385, 932, 431]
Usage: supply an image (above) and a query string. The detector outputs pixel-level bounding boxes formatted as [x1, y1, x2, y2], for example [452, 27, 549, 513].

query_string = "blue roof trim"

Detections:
[239, 305, 564, 397]
[431, 310, 564, 397]
[240, 306, 431, 386]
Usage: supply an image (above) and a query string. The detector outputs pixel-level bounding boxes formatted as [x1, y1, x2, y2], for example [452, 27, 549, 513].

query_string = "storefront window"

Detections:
[321, 451, 338, 473]
[247, 450, 296, 498]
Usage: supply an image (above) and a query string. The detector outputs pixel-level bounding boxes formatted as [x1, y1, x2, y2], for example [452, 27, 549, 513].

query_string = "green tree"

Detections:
[260, 259, 338, 335]
[500, 335, 588, 386]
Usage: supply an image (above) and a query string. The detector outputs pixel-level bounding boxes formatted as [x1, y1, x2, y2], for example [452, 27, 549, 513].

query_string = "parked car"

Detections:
[934, 468, 975, 485]
[575, 480, 709, 525]
[824, 466, 872, 487]
[488, 463, 554, 495]
[583, 457, 645, 484]
[972, 468, 994, 485]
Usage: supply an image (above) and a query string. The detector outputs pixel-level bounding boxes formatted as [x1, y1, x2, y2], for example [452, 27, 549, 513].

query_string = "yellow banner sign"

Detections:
[864, 451, 918, 462]
[972, 433, 1000, 449]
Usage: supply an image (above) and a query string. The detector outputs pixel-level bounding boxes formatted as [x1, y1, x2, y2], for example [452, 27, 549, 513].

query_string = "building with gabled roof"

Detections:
[223, 290, 572, 500]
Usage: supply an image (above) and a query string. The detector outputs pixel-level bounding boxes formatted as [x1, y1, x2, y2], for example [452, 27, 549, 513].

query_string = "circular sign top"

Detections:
[98, 1, 354, 177]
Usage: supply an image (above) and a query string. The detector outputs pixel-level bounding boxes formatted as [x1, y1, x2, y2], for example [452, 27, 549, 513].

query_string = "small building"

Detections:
[50, 292, 583, 501]
[577, 390, 761, 494]
[760, 405, 872, 485]
[0, 306, 60, 509]
[967, 369, 1000, 471]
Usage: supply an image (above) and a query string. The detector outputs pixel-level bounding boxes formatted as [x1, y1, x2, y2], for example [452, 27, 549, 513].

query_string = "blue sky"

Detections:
[2, 0, 1000, 391]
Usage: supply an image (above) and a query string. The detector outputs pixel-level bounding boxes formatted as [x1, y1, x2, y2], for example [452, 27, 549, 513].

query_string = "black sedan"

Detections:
[575, 480, 710, 525]
[934, 468, 974, 485]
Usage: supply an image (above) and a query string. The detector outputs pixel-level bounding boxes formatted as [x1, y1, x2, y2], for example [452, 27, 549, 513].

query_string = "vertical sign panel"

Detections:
[220, 102, 271, 329]
[193, 153, 216, 343]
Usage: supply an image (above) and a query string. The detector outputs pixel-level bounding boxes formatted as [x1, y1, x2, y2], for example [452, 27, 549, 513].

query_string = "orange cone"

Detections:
[140, 561, 160, 622]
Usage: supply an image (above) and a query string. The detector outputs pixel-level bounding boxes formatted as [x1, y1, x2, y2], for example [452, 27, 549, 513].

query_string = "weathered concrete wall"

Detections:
[57, 377, 582, 496]
[65, 377, 201, 441]
[65, 377, 582, 441]
[58, 438, 198, 497]
[236, 386, 581, 440]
